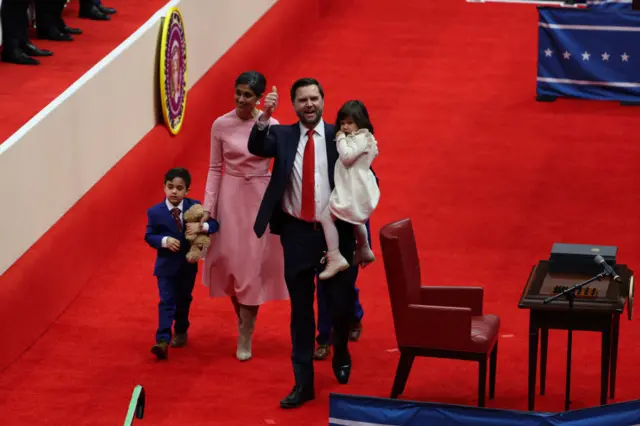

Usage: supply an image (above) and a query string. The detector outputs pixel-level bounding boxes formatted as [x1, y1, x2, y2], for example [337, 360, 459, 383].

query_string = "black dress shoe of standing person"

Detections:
[38, 27, 73, 42]
[79, 4, 110, 20]
[61, 26, 83, 35]
[332, 360, 352, 385]
[22, 42, 53, 57]
[98, 4, 117, 14]
[332, 350, 352, 384]
[1, 41, 40, 65]
[279, 385, 315, 409]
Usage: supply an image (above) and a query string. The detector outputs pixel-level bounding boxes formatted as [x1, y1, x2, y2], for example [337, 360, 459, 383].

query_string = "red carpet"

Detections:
[2, 0, 640, 424]
[0, 0, 167, 144]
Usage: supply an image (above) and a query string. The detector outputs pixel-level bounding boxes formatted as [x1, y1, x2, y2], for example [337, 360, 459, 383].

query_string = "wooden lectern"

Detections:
[518, 260, 634, 411]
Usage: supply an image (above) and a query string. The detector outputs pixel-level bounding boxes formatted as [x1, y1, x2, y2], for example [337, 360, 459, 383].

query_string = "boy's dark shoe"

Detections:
[151, 341, 169, 360]
[349, 321, 363, 341]
[313, 344, 330, 360]
[170, 333, 187, 348]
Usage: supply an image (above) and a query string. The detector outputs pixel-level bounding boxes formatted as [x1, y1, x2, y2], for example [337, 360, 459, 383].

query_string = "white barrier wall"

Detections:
[0, 0, 277, 275]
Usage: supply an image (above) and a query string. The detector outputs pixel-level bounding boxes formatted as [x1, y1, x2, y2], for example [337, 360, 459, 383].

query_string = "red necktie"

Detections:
[300, 129, 315, 221]
[171, 207, 183, 232]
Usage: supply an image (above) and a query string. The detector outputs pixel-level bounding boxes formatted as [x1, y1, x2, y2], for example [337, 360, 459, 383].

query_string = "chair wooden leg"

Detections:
[478, 358, 487, 408]
[390, 350, 414, 398]
[489, 342, 498, 399]
[540, 327, 548, 396]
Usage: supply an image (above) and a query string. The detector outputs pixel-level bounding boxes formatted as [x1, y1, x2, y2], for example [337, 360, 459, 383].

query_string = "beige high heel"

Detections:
[237, 305, 257, 361]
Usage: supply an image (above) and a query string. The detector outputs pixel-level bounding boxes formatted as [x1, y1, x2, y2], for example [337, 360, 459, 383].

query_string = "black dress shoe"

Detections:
[38, 28, 73, 42]
[332, 359, 352, 384]
[62, 26, 83, 35]
[1, 48, 40, 65]
[279, 385, 315, 409]
[79, 5, 110, 20]
[98, 4, 117, 14]
[22, 42, 53, 57]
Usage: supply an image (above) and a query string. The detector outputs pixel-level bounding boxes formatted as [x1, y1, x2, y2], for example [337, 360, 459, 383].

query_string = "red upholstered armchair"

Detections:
[379, 218, 500, 407]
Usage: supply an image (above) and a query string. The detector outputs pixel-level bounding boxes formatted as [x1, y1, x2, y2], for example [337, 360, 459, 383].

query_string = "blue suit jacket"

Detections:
[248, 121, 378, 238]
[145, 198, 219, 277]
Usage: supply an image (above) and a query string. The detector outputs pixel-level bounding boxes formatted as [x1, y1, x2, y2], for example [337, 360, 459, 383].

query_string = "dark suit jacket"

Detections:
[248, 121, 342, 237]
[144, 197, 219, 277]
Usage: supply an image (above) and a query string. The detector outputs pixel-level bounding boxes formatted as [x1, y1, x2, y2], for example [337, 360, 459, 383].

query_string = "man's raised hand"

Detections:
[260, 86, 278, 121]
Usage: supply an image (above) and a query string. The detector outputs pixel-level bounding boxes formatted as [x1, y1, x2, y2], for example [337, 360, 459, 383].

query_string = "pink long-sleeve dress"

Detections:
[202, 110, 288, 305]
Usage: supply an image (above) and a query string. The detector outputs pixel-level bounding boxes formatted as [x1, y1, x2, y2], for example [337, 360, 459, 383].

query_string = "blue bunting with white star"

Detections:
[536, 7, 640, 102]
[587, 0, 633, 10]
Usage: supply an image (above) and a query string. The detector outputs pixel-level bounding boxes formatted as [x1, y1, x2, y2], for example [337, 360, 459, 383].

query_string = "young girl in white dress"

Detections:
[318, 100, 380, 280]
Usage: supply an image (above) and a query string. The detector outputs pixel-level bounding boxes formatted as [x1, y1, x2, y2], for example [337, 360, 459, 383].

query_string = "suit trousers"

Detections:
[316, 221, 371, 345]
[156, 264, 197, 343]
[34, 0, 66, 32]
[1, 0, 29, 46]
[280, 214, 357, 388]
[79, 0, 103, 7]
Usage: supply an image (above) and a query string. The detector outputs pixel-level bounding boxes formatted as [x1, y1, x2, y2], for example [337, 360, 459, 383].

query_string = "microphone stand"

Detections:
[543, 271, 608, 411]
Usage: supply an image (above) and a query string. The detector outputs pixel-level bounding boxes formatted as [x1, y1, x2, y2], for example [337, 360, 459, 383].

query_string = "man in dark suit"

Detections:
[248, 78, 361, 409]
[1, 0, 52, 65]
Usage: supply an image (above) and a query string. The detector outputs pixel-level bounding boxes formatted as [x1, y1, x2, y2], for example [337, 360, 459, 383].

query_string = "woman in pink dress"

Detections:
[200, 71, 288, 361]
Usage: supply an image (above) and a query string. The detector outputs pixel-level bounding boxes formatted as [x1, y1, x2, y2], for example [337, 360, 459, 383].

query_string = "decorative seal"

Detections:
[159, 7, 187, 135]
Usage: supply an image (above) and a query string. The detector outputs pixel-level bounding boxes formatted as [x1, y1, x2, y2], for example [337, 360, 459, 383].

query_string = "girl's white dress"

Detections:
[329, 129, 380, 224]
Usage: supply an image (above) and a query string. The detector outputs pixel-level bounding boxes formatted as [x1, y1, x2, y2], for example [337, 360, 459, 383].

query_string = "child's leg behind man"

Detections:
[318, 208, 350, 280]
[314, 272, 365, 360]
[354, 223, 375, 266]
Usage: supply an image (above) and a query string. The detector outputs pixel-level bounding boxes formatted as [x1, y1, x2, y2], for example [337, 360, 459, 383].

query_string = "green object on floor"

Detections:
[123, 385, 145, 425]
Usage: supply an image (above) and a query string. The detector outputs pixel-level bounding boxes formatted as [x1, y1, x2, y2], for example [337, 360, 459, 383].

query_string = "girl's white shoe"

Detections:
[354, 244, 375, 267]
[319, 249, 350, 280]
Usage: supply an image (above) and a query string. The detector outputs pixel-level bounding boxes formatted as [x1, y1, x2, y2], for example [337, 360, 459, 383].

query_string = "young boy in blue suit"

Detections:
[145, 167, 219, 360]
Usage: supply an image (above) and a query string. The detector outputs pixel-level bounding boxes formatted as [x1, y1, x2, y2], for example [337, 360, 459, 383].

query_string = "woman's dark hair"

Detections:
[334, 100, 374, 134]
[235, 71, 266, 97]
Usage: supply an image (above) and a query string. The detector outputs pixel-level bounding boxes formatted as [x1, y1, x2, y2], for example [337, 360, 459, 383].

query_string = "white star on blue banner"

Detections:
[536, 7, 640, 101]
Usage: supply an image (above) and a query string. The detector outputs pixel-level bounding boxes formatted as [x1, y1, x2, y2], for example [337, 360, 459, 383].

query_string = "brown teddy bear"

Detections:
[182, 204, 211, 264]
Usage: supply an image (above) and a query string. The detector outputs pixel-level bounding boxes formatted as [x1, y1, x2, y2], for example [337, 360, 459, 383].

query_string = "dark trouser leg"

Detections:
[34, 0, 56, 31]
[285, 268, 317, 387]
[353, 273, 364, 322]
[320, 266, 357, 364]
[315, 279, 332, 345]
[1, 0, 41, 64]
[173, 266, 197, 335]
[50, 0, 67, 31]
[352, 221, 371, 323]
[156, 276, 177, 343]
[1, 0, 28, 45]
